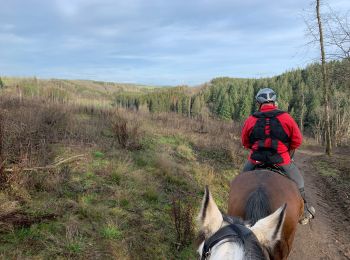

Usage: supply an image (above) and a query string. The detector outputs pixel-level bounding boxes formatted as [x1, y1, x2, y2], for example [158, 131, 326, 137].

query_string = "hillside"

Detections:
[1, 59, 349, 146]
[0, 77, 157, 106]
[0, 89, 349, 259]
[1, 64, 350, 258]
[113, 60, 350, 146]
[0, 94, 241, 259]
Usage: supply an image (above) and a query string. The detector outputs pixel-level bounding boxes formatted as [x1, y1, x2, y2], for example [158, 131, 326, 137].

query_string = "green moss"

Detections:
[92, 151, 105, 158]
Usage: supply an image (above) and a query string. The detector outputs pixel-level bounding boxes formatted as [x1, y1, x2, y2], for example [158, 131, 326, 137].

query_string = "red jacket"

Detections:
[241, 104, 302, 165]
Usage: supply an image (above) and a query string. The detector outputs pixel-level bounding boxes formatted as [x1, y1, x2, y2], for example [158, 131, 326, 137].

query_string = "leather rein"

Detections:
[201, 216, 252, 260]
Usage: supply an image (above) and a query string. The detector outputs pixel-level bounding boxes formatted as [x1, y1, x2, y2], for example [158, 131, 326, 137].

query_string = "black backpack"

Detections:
[248, 110, 290, 164]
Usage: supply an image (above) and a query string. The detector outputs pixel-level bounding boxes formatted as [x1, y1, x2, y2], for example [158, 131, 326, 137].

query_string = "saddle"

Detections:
[254, 163, 287, 177]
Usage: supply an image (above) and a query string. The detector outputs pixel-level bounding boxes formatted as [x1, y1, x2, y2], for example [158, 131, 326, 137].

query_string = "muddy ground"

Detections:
[289, 149, 350, 260]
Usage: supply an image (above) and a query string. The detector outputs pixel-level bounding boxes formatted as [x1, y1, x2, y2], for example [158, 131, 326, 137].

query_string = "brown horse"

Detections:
[228, 170, 304, 259]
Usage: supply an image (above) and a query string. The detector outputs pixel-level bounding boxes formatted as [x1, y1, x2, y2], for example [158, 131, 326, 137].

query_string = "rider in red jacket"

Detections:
[242, 104, 302, 166]
[241, 88, 315, 224]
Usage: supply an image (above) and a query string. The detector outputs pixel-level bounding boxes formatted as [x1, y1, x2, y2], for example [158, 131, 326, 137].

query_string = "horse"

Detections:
[197, 170, 303, 260]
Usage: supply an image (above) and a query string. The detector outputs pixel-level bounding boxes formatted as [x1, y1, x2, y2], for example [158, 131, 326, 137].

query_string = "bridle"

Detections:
[201, 215, 253, 260]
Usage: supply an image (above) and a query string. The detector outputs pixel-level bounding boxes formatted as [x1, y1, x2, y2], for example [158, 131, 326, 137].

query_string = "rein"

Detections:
[201, 216, 252, 260]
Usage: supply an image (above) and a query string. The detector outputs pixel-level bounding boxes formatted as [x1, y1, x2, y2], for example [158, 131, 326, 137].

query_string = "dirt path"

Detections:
[289, 149, 350, 260]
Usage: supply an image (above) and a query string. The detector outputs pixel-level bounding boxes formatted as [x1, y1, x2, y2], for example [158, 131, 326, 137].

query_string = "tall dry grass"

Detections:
[0, 92, 245, 259]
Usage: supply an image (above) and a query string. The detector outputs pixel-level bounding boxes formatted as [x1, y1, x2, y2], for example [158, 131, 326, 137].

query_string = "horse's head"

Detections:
[197, 186, 286, 260]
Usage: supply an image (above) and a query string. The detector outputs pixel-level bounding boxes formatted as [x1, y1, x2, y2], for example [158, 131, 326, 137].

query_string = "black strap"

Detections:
[201, 219, 252, 260]
[249, 109, 291, 164]
[252, 109, 285, 118]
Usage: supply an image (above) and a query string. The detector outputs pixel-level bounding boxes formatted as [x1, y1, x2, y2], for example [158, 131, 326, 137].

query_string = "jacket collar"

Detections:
[259, 103, 277, 112]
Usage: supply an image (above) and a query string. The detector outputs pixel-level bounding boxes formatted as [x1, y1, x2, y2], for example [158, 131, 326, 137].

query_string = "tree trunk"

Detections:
[316, 0, 332, 155]
[0, 112, 4, 177]
[299, 84, 305, 134]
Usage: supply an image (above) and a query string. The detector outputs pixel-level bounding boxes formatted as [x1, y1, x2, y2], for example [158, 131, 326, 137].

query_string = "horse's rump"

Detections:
[228, 170, 303, 259]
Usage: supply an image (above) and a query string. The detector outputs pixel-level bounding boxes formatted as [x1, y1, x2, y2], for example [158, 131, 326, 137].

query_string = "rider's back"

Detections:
[242, 104, 302, 166]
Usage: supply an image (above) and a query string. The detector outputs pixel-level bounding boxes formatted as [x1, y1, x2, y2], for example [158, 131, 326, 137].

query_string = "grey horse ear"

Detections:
[250, 204, 287, 249]
[198, 186, 223, 238]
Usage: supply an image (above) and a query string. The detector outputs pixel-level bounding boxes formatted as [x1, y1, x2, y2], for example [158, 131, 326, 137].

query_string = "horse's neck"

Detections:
[199, 241, 245, 260]
[211, 242, 244, 260]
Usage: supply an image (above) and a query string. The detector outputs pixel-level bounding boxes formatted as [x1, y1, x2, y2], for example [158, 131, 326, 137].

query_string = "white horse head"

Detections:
[197, 186, 286, 260]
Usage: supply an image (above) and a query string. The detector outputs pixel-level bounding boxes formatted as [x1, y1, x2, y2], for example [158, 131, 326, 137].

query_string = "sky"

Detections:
[0, 0, 349, 86]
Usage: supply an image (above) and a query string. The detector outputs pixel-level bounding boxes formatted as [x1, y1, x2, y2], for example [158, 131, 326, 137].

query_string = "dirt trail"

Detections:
[289, 149, 350, 260]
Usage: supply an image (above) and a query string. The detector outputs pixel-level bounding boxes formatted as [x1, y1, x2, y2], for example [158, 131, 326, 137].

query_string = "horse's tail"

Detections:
[245, 186, 272, 225]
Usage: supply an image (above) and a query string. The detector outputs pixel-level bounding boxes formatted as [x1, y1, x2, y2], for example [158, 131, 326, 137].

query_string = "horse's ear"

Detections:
[250, 204, 287, 249]
[198, 186, 223, 238]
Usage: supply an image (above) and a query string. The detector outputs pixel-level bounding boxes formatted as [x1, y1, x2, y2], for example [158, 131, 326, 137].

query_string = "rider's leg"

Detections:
[280, 162, 304, 189]
[242, 160, 255, 172]
[280, 162, 315, 223]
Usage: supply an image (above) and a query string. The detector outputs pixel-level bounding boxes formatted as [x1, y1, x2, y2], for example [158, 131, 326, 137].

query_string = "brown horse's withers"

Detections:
[228, 170, 304, 260]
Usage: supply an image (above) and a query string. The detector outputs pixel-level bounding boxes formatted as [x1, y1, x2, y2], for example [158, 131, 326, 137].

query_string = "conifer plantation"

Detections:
[114, 60, 350, 147]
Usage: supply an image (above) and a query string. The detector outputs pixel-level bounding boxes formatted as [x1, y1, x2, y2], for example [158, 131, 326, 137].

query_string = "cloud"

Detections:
[0, 0, 348, 85]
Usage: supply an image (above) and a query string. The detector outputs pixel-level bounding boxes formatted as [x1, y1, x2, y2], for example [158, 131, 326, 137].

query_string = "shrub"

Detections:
[176, 145, 196, 161]
[171, 197, 195, 250]
[0, 77, 4, 89]
[111, 114, 143, 150]
[0, 98, 69, 167]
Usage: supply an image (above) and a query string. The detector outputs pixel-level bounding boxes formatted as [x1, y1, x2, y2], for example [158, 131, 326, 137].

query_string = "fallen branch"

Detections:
[3, 154, 85, 173]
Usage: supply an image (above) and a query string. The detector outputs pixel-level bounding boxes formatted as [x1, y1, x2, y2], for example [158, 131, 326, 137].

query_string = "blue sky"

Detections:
[0, 0, 349, 86]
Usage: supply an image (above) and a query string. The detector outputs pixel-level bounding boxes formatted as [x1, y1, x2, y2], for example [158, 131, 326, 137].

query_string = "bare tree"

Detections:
[299, 82, 306, 134]
[316, 0, 332, 155]
[324, 9, 350, 59]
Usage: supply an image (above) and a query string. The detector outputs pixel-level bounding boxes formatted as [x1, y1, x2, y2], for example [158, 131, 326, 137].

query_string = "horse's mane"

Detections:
[245, 186, 272, 225]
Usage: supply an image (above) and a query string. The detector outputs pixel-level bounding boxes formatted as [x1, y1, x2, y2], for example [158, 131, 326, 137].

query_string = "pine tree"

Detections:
[191, 96, 202, 117]
[218, 94, 232, 120]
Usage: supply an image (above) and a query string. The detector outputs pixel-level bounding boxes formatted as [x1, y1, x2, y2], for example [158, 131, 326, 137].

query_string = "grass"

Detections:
[176, 144, 196, 161]
[314, 160, 340, 177]
[101, 225, 123, 240]
[312, 152, 350, 185]
[92, 151, 105, 159]
[110, 172, 122, 185]
[143, 188, 159, 203]
[0, 95, 245, 260]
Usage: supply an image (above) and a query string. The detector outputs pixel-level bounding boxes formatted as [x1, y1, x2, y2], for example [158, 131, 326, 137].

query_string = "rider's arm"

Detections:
[287, 115, 302, 150]
[241, 116, 255, 149]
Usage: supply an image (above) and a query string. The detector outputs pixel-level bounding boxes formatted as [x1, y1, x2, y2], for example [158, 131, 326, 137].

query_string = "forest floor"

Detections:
[289, 147, 350, 260]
